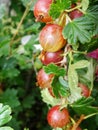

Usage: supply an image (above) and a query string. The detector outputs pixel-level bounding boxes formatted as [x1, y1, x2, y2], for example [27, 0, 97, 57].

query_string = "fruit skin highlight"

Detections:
[39, 24, 66, 52]
[47, 105, 70, 128]
[37, 69, 54, 88]
[33, 0, 52, 23]
[69, 9, 83, 20]
[40, 50, 63, 65]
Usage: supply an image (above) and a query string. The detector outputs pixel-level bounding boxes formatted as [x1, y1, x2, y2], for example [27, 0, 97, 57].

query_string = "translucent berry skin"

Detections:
[47, 105, 69, 128]
[37, 69, 54, 88]
[34, 0, 52, 23]
[40, 50, 63, 65]
[39, 24, 66, 52]
[69, 9, 83, 20]
[76, 127, 82, 130]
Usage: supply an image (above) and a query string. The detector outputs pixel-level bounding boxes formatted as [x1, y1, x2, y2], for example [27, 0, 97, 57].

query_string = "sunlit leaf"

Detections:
[0, 127, 13, 130]
[73, 60, 89, 69]
[0, 4, 6, 19]
[41, 88, 60, 106]
[0, 104, 12, 126]
[68, 65, 82, 103]
[81, 0, 89, 11]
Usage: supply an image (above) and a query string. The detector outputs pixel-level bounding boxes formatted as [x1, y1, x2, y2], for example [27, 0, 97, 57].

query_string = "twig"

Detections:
[71, 115, 85, 130]
[9, 0, 34, 55]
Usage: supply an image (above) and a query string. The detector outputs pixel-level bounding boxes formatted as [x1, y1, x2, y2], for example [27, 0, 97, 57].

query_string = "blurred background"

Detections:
[0, 0, 51, 129]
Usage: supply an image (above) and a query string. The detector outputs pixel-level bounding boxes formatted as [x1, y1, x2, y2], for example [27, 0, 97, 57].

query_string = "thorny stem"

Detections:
[9, 0, 34, 55]
[71, 115, 85, 130]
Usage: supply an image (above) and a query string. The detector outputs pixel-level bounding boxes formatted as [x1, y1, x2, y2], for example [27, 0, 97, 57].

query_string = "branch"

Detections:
[9, 0, 34, 55]
[71, 115, 85, 130]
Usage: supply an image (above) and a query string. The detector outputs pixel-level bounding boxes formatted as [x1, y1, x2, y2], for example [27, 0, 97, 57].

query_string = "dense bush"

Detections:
[0, 0, 98, 130]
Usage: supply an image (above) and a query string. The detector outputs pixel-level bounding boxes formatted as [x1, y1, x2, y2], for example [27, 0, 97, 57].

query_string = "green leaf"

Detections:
[68, 60, 90, 102]
[0, 89, 20, 108]
[49, 0, 71, 19]
[0, 127, 13, 130]
[52, 76, 70, 98]
[22, 95, 35, 108]
[59, 76, 68, 88]
[68, 65, 82, 103]
[25, 22, 41, 33]
[71, 97, 98, 115]
[0, 104, 12, 126]
[85, 5, 98, 35]
[21, 0, 36, 10]
[80, 37, 98, 52]
[43, 63, 66, 76]
[81, 0, 89, 11]
[0, 4, 6, 19]
[41, 88, 60, 106]
[0, 36, 10, 57]
[72, 97, 94, 106]
[53, 128, 62, 130]
[0, 68, 20, 79]
[73, 60, 89, 69]
[83, 59, 95, 89]
[62, 17, 92, 46]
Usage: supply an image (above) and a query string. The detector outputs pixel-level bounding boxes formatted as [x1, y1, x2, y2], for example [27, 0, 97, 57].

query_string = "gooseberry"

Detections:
[69, 4, 83, 20]
[37, 69, 54, 88]
[33, 0, 52, 23]
[47, 105, 70, 128]
[40, 50, 63, 65]
[39, 24, 66, 52]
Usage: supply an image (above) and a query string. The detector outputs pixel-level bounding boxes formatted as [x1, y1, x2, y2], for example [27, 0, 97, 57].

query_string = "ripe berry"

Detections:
[69, 9, 83, 20]
[39, 24, 66, 52]
[34, 0, 52, 23]
[47, 105, 70, 128]
[70, 126, 82, 130]
[76, 127, 82, 130]
[40, 50, 63, 65]
[37, 69, 54, 88]
[78, 83, 90, 97]
[69, 4, 83, 20]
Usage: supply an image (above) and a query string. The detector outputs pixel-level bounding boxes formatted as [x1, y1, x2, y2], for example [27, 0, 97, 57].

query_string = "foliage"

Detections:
[0, 0, 98, 130]
[0, 103, 13, 130]
[0, 0, 50, 129]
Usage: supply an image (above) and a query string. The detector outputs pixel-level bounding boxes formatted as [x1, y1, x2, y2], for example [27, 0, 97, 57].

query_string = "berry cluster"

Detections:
[33, 0, 93, 129]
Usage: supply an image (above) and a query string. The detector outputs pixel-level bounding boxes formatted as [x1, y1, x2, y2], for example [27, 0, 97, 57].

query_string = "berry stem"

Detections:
[73, 50, 87, 55]
[58, 12, 66, 27]
[66, 14, 72, 22]
[84, 113, 98, 119]
[65, 4, 82, 13]
[71, 115, 85, 130]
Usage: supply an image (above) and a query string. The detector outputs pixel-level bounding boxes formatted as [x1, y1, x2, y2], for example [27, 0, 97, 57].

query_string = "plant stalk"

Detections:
[9, 0, 34, 55]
